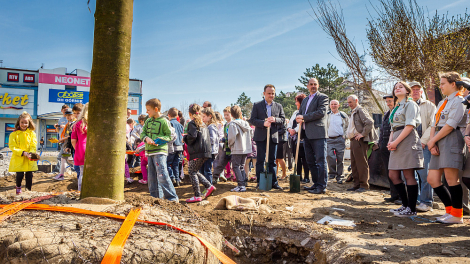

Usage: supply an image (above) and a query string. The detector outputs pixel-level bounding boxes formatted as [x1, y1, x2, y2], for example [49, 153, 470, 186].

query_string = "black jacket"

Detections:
[183, 120, 212, 160]
[296, 92, 329, 139]
[249, 100, 285, 143]
[379, 110, 391, 149]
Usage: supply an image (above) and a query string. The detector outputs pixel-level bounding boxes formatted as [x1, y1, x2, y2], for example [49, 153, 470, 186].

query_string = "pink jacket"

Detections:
[135, 141, 146, 159]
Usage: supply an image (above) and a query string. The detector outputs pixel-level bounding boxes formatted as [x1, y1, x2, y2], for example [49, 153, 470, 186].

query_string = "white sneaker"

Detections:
[416, 203, 433, 212]
[390, 206, 406, 213]
[395, 207, 417, 217]
[230, 186, 246, 192]
[436, 213, 451, 221]
[438, 214, 463, 224]
[126, 177, 134, 183]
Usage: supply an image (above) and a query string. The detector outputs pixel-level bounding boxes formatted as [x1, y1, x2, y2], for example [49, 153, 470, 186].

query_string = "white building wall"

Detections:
[38, 67, 67, 115]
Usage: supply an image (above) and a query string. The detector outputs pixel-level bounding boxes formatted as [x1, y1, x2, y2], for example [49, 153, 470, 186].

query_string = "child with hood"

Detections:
[227, 105, 253, 192]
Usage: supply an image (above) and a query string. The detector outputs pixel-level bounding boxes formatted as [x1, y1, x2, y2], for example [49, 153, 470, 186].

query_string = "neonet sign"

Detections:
[39, 73, 90, 87]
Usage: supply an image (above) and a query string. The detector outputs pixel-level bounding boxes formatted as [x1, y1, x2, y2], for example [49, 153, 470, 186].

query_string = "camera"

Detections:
[459, 78, 470, 108]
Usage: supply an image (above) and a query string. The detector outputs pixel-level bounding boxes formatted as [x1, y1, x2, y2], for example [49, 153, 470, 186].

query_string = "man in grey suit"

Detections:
[249, 84, 285, 190]
[296, 78, 329, 194]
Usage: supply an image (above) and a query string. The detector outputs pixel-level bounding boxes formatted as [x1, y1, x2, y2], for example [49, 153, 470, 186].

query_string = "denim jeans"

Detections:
[147, 155, 179, 201]
[232, 154, 248, 187]
[416, 146, 433, 205]
[199, 155, 215, 184]
[167, 151, 182, 182]
[213, 143, 231, 179]
[74, 165, 81, 180]
[304, 138, 328, 189]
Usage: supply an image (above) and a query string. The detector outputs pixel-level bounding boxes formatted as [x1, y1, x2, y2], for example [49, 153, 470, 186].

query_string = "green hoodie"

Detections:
[140, 116, 172, 155]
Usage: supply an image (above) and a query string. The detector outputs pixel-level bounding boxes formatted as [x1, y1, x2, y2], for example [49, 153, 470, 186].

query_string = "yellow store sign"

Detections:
[0, 92, 29, 106]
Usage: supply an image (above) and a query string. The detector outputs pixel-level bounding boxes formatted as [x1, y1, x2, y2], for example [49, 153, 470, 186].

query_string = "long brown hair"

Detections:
[188, 104, 203, 127]
[392, 81, 412, 105]
[78, 103, 89, 134]
[15, 111, 35, 131]
[214, 111, 223, 124]
[201, 107, 217, 125]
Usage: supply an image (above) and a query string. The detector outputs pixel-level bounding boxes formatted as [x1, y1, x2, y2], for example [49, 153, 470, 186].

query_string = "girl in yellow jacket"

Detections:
[9, 112, 38, 195]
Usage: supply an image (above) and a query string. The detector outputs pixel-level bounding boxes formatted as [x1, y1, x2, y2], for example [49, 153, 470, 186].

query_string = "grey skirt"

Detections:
[389, 128, 424, 170]
[429, 129, 465, 170]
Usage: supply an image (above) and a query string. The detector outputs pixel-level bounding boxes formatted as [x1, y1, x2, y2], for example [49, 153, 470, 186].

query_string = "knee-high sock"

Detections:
[448, 184, 463, 217]
[407, 184, 419, 212]
[394, 183, 408, 208]
[434, 185, 452, 214]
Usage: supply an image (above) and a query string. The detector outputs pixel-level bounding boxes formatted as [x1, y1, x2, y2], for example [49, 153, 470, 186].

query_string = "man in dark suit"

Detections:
[249, 84, 285, 190]
[296, 78, 329, 194]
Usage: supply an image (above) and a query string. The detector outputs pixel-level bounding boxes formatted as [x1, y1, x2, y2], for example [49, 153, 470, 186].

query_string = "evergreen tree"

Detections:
[295, 63, 352, 111]
[273, 91, 297, 120]
[234, 92, 253, 118]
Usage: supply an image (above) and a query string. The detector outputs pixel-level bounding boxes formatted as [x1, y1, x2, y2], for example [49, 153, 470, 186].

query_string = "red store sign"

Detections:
[7, 72, 19, 82]
[23, 74, 35, 83]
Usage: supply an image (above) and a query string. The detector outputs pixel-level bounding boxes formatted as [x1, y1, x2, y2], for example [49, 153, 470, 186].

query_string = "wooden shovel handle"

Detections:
[266, 126, 270, 164]
[294, 122, 302, 167]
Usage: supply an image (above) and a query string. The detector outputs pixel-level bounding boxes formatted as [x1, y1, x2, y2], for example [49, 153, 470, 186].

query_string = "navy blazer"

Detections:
[297, 92, 329, 139]
[249, 100, 285, 143]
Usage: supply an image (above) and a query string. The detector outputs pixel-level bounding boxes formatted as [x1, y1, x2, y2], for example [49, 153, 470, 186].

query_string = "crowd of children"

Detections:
[10, 96, 261, 205]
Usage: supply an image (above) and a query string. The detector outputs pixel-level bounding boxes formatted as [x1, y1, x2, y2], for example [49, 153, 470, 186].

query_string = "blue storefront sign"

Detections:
[48, 89, 89, 104]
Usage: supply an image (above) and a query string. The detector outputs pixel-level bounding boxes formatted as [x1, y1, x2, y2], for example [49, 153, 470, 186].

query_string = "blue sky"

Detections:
[0, 0, 466, 113]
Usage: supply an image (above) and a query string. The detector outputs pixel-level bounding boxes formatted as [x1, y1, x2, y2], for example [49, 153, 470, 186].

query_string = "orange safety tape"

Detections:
[101, 208, 141, 264]
[0, 193, 60, 222]
[0, 203, 237, 264]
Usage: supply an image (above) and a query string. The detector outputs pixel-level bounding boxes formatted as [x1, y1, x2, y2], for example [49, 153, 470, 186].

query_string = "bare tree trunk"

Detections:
[81, 0, 134, 200]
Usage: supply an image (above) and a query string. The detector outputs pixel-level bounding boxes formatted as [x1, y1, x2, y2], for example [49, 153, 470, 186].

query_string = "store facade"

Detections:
[0, 67, 142, 149]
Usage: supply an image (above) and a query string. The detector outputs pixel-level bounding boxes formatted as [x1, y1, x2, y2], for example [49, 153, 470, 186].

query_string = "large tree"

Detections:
[81, 0, 134, 200]
[366, 0, 470, 94]
[295, 63, 352, 110]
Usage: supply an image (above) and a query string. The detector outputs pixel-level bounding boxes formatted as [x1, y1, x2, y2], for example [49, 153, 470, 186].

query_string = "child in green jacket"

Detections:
[141, 98, 178, 201]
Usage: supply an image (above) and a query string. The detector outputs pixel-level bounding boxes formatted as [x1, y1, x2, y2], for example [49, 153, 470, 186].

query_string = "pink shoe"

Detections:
[186, 197, 202, 203]
[138, 179, 147, 184]
[16, 186, 22, 195]
[204, 185, 216, 199]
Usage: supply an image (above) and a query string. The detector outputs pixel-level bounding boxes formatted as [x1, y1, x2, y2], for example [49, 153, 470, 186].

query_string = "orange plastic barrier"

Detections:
[0, 193, 59, 222]
[101, 208, 141, 264]
[0, 203, 236, 264]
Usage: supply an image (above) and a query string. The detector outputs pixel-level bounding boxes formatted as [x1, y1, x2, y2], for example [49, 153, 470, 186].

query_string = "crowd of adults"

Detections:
[247, 73, 470, 224]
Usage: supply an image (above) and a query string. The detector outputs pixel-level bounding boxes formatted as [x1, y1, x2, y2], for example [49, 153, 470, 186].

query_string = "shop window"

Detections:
[4, 123, 15, 147]
[46, 125, 58, 149]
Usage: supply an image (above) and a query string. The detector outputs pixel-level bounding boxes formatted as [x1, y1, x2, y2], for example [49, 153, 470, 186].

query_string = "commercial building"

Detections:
[0, 67, 142, 149]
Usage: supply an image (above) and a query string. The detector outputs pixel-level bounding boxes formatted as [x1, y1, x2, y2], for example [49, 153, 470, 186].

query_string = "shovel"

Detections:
[259, 126, 273, 191]
[289, 124, 302, 193]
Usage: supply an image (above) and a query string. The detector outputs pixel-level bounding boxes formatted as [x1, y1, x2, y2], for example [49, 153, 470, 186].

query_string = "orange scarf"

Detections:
[435, 91, 463, 125]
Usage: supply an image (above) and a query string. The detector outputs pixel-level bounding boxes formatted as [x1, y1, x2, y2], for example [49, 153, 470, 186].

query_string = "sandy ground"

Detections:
[1, 164, 469, 264]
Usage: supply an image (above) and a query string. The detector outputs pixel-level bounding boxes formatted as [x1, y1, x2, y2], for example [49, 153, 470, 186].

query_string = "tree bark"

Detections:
[81, 0, 134, 200]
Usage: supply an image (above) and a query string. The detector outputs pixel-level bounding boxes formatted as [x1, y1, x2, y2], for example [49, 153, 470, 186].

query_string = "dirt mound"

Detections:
[0, 194, 224, 264]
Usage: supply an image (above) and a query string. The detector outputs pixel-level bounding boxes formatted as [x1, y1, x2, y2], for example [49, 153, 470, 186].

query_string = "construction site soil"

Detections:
[0, 165, 469, 264]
